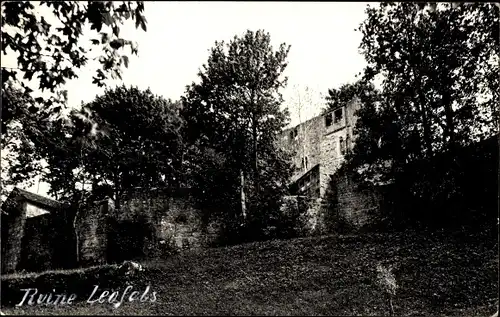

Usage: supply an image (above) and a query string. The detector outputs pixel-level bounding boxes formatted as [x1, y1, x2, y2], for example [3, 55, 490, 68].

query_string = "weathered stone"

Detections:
[77, 188, 221, 265]
[1, 188, 73, 273]
[77, 200, 109, 266]
[278, 98, 376, 231]
[331, 172, 383, 228]
[0, 200, 27, 273]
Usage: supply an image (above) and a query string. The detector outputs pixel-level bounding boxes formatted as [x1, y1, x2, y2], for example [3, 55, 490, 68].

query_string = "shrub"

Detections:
[275, 196, 311, 238]
[375, 263, 398, 316]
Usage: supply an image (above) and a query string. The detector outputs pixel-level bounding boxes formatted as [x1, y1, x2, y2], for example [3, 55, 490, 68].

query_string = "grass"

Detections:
[1, 264, 120, 280]
[1, 229, 498, 316]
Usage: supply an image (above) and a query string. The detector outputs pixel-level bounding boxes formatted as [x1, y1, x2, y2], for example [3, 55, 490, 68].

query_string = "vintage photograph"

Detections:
[0, 1, 498, 316]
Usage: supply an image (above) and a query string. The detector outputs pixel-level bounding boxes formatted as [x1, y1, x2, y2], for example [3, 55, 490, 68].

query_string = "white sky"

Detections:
[1, 1, 371, 198]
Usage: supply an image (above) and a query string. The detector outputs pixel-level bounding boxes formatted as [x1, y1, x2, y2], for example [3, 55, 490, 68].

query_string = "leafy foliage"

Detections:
[182, 142, 241, 226]
[322, 80, 369, 114]
[181, 30, 294, 240]
[1, 1, 149, 201]
[273, 196, 312, 239]
[347, 3, 498, 185]
[1, 1, 147, 114]
[330, 3, 500, 229]
[0, 85, 45, 199]
[28, 86, 184, 208]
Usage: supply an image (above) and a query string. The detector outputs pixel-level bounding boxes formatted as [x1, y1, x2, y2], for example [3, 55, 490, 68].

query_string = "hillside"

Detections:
[1, 230, 498, 316]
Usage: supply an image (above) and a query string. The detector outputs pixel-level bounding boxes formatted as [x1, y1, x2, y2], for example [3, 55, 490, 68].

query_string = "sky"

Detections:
[1, 1, 371, 198]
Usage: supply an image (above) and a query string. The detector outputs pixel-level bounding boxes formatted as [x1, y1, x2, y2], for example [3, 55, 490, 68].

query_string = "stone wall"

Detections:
[280, 99, 360, 196]
[118, 188, 219, 250]
[77, 200, 109, 266]
[279, 99, 364, 232]
[280, 115, 323, 183]
[319, 99, 359, 196]
[319, 132, 347, 197]
[326, 135, 499, 231]
[77, 188, 220, 266]
[18, 214, 54, 272]
[1, 200, 75, 273]
[302, 197, 327, 233]
[330, 172, 382, 229]
[0, 201, 26, 273]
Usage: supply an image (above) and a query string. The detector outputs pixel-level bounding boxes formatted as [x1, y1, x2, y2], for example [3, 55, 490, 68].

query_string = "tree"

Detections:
[0, 85, 45, 200]
[1, 1, 149, 201]
[343, 2, 499, 228]
[350, 2, 498, 184]
[322, 81, 366, 115]
[182, 141, 240, 231]
[290, 85, 315, 174]
[21, 85, 184, 261]
[181, 29, 293, 239]
[37, 86, 184, 206]
[1, 1, 147, 116]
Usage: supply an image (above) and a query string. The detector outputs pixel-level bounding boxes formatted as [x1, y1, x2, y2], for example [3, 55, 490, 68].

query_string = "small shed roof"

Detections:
[5, 187, 62, 211]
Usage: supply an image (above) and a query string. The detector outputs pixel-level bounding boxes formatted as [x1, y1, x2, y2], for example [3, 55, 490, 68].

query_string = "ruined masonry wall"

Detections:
[119, 191, 219, 250]
[280, 115, 323, 183]
[279, 98, 379, 231]
[334, 174, 382, 228]
[77, 190, 220, 265]
[1, 202, 26, 273]
[77, 201, 109, 266]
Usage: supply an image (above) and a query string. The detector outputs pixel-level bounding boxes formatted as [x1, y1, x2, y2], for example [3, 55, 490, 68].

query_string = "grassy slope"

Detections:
[2, 230, 498, 316]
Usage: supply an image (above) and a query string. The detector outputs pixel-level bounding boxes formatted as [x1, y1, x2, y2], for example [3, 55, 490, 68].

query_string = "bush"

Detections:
[274, 196, 311, 238]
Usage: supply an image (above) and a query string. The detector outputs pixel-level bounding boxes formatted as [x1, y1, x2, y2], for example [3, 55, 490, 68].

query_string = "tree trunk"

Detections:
[417, 88, 434, 157]
[253, 112, 259, 194]
[297, 89, 306, 173]
[113, 171, 121, 212]
[74, 147, 84, 266]
[498, 108, 500, 234]
[441, 67, 455, 149]
[408, 8, 434, 158]
[114, 193, 121, 212]
[74, 189, 85, 266]
[73, 207, 80, 265]
[443, 97, 455, 149]
[240, 169, 247, 221]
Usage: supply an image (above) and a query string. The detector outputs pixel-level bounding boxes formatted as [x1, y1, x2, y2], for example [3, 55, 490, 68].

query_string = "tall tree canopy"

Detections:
[1, 85, 43, 199]
[181, 30, 294, 238]
[3, 85, 183, 262]
[1, 1, 149, 200]
[322, 80, 379, 114]
[1, 1, 147, 117]
[348, 2, 499, 184]
[24, 86, 184, 208]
